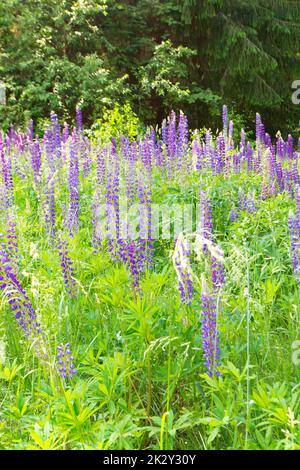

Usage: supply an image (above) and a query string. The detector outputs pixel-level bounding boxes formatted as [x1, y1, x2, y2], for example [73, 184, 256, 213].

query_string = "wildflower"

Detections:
[44, 176, 56, 239]
[57, 343, 76, 379]
[0, 235, 40, 337]
[288, 211, 300, 282]
[172, 233, 193, 304]
[57, 237, 76, 297]
[68, 130, 79, 236]
[76, 107, 83, 132]
[200, 276, 221, 377]
[222, 105, 228, 138]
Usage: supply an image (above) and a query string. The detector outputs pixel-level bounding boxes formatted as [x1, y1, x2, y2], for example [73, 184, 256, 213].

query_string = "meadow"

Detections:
[0, 105, 300, 450]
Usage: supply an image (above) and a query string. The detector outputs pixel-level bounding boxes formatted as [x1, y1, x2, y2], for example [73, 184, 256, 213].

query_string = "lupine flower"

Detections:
[288, 189, 300, 282]
[288, 212, 300, 282]
[0, 235, 40, 336]
[230, 208, 238, 222]
[91, 189, 102, 252]
[177, 111, 189, 170]
[76, 108, 83, 132]
[50, 112, 61, 159]
[211, 255, 225, 292]
[57, 237, 76, 297]
[28, 119, 34, 142]
[81, 137, 91, 177]
[57, 343, 76, 379]
[172, 233, 193, 304]
[256, 113, 262, 143]
[44, 176, 56, 239]
[6, 215, 18, 268]
[106, 141, 120, 258]
[167, 111, 176, 178]
[68, 131, 79, 236]
[30, 139, 42, 187]
[138, 179, 154, 270]
[229, 120, 234, 143]
[44, 124, 54, 172]
[222, 105, 228, 138]
[192, 137, 203, 171]
[198, 190, 213, 253]
[62, 122, 69, 143]
[287, 135, 294, 160]
[1, 149, 14, 206]
[96, 151, 106, 186]
[120, 240, 143, 293]
[200, 276, 221, 377]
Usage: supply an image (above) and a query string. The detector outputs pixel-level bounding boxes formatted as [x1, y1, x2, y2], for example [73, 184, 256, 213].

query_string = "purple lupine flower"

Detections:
[68, 130, 79, 236]
[222, 105, 228, 138]
[240, 129, 246, 155]
[288, 187, 300, 282]
[205, 130, 212, 169]
[30, 139, 42, 186]
[44, 176, 56, 239]
[139, 136, 152, 171]
[91, 189, 103, 252]
[137, 179, 154, 270]
[230, 208, 238, 222]
[120, 240, 143, 293]
[276, 160, 284, 192]
[228, 120, 234, 143]
[0, 236, 40, 336]
[106, 140, 120, 258]
[247, 142, 253, 172]
[276, 135, 285, 160]
[161, 118, 168, 146]
[167, 111, 177, 178]
[264, 133, 271, 148]
[44, 124, 54, 172]
[192, 137, 203, 171]
[259, 122, 265, 144]
[177, 111, 189, 170]
[288, 211, 300, 282]
[125, 143, 137, 204]
[81, 136, 91, 177]
[76, 107, 83, 132]
[62, 122, 69, 143]
[198, 190, 213, 252]
[57, 343, 76, 379]
[287, 135, 294, 160]
[6, 216, 18, 268]
[211, 255, 225, 292]
[216, 135, 226, 175]
[57, 237, 76, 297]
[155, 141, 163, 168]
[268, 146, 277, 196]
[256, 113, 262, 143]
[291, 162, 299, 186]
[97, 151, 106, 186]
[1, 149, 14, 206]
[173, 234, 193, 304]
[50, 112, 61, 159]
[200, 278, 221, 377]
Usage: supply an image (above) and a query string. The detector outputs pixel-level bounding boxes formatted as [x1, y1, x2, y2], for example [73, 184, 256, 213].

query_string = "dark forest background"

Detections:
[1, 0, 300, 135]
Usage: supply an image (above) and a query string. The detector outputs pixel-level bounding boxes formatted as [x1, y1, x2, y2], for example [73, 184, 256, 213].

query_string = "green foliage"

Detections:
[1, 1, 300, 132]
[90, 102, 141, 143]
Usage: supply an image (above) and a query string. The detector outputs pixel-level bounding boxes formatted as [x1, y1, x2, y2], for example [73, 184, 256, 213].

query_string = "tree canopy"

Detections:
[1, 0, 300, 134]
